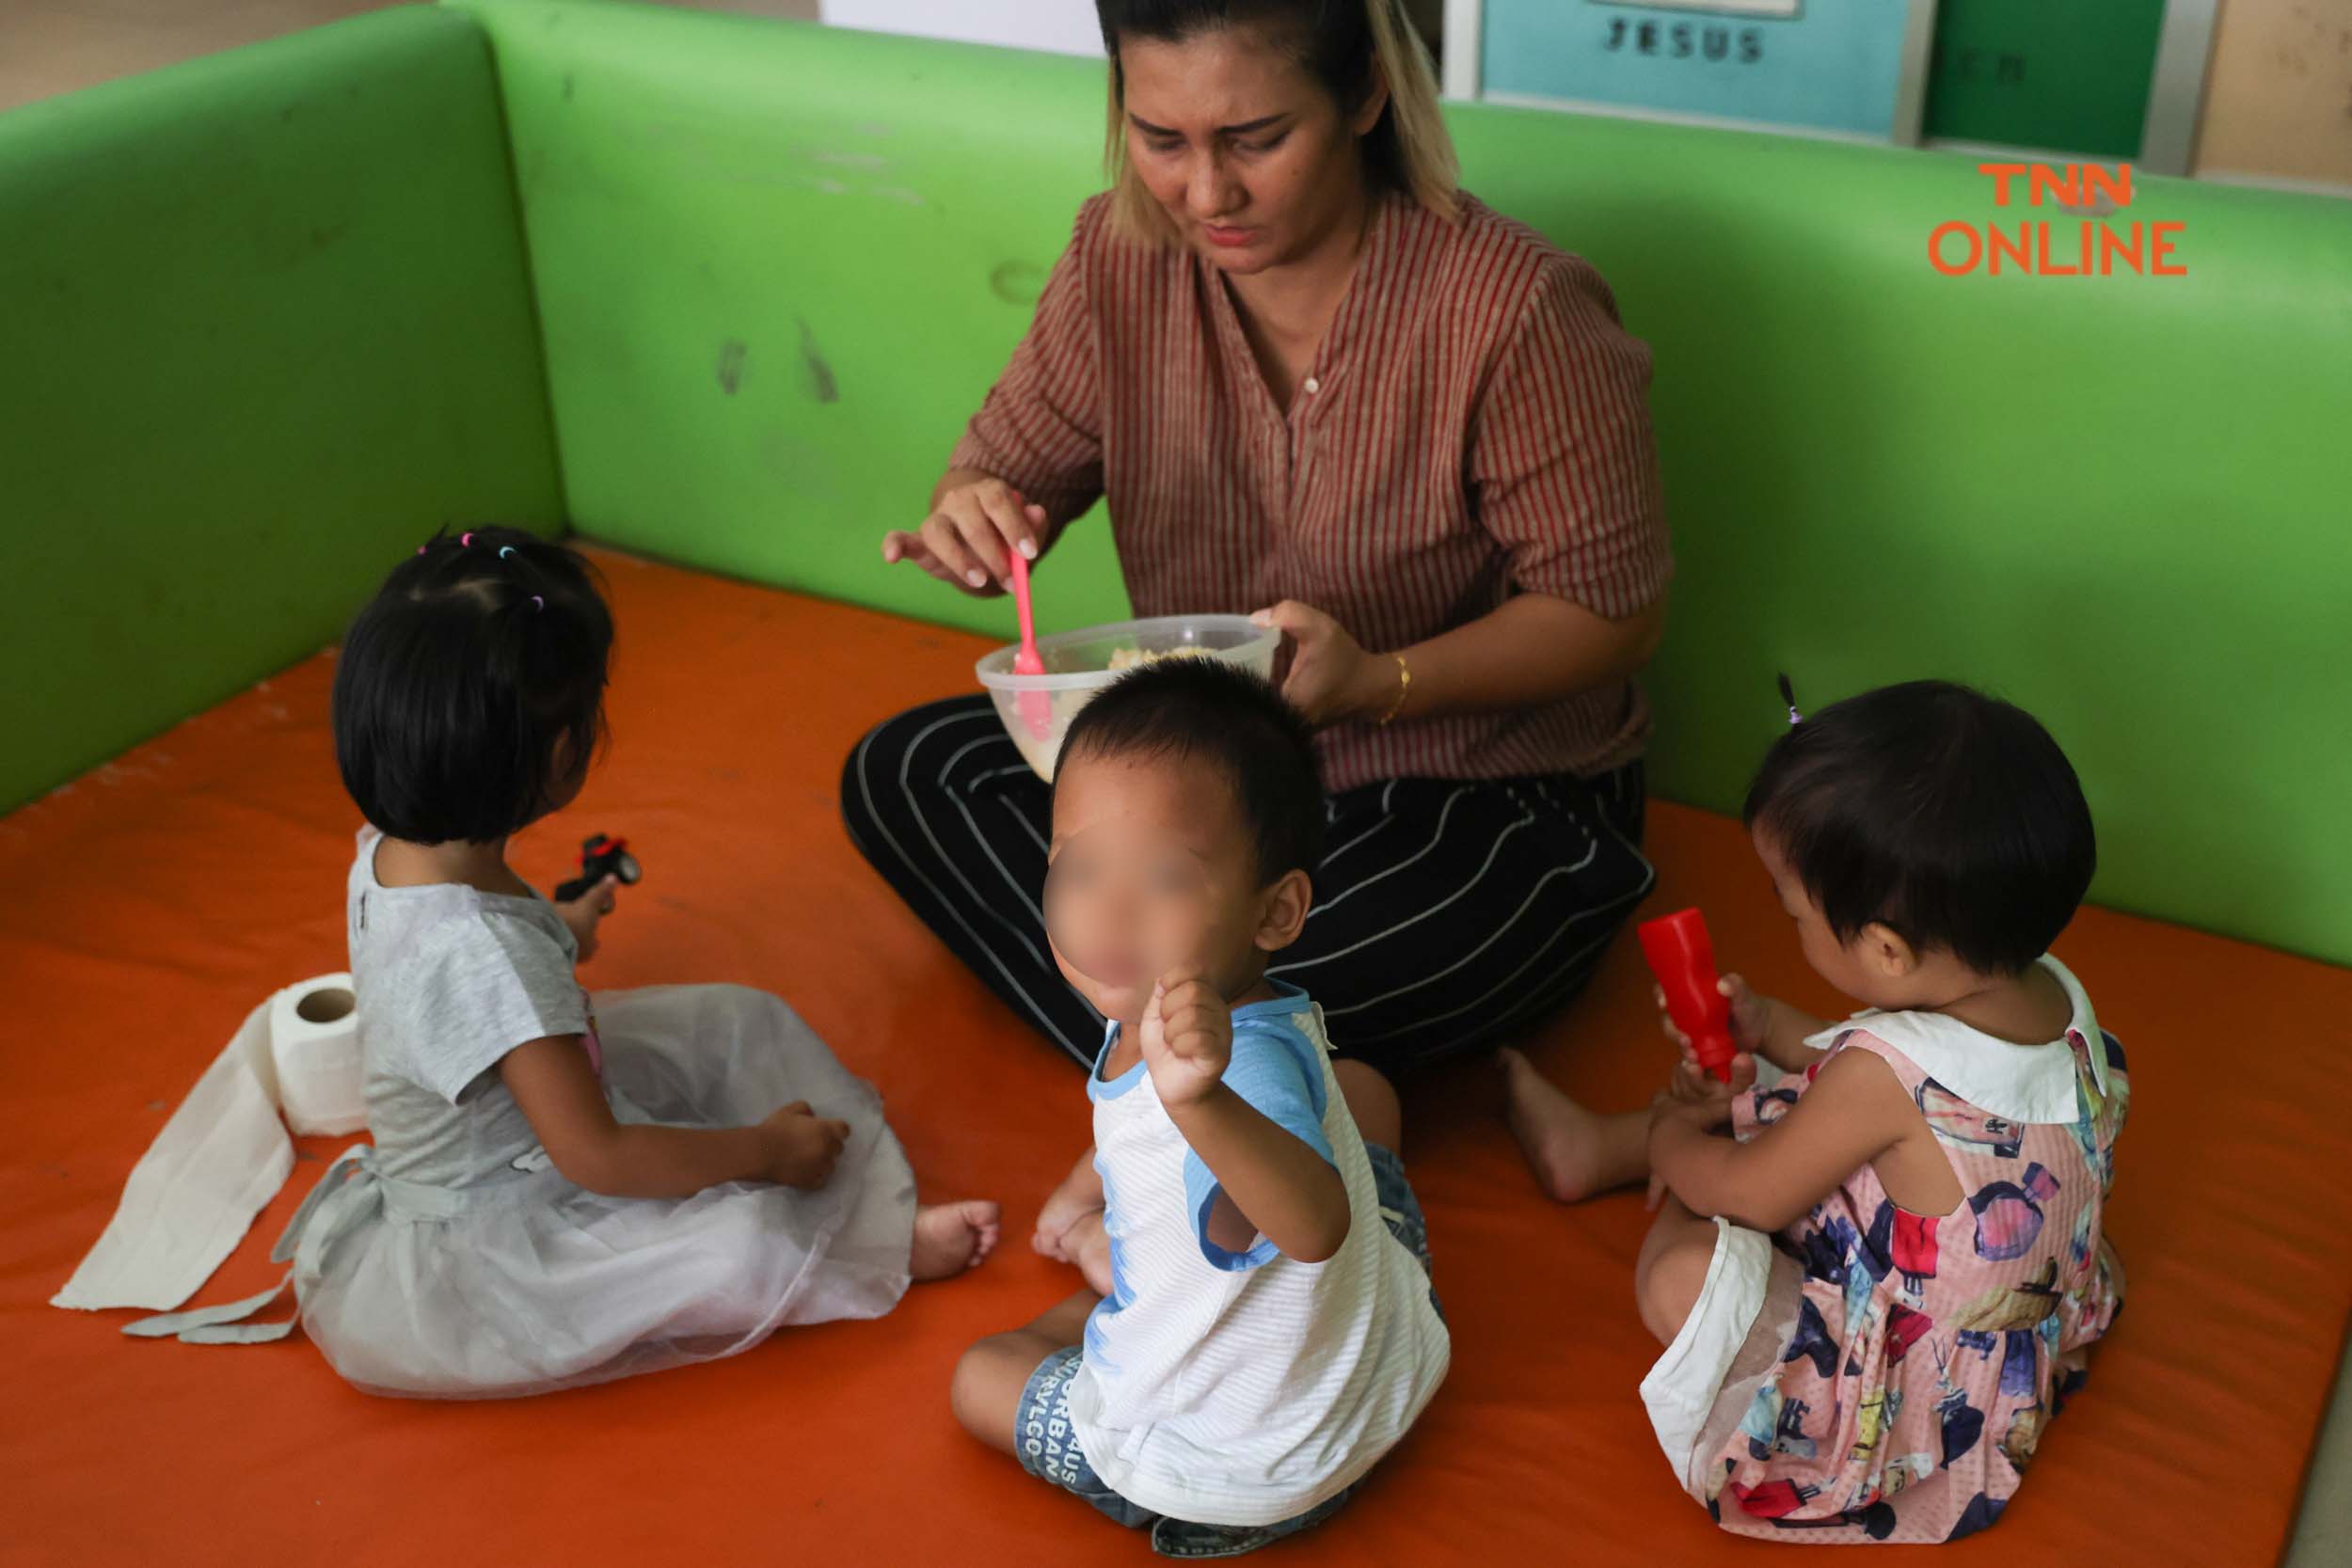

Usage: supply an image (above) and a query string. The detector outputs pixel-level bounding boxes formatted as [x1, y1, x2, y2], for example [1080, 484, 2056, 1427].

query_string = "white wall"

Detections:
[818, 0, 1104, 56]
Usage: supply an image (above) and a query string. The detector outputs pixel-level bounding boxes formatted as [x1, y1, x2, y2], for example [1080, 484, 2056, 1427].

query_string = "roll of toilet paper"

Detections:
[53, 997, 292, 1311]
[269, 974, 365, 1137]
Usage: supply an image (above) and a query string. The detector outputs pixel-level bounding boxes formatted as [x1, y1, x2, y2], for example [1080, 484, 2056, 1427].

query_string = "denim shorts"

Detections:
[1014, 1142, 1438, 1559]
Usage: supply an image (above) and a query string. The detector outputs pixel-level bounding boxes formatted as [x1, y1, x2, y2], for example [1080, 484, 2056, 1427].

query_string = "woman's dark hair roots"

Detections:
[1099, 1, 1399, 178]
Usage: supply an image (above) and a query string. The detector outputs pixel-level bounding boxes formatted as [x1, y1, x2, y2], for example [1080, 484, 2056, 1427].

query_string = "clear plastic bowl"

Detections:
[976, 612, 1279, 782]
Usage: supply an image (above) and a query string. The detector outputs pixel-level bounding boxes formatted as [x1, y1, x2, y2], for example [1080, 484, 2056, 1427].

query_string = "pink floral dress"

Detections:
[1640, 957, 2129, 1544]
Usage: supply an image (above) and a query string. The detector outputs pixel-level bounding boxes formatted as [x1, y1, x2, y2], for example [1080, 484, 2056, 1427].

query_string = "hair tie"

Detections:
[416, 546, 427, 555]
[1777, 672, 1803, 727]
[459, 531, 474, 546]
[500, 546, 516, 560]
[532, 594, 545, 611]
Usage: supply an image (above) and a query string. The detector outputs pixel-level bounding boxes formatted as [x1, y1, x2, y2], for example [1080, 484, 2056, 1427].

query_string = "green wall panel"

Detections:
[448, 0, 1132, 639]
[0, 7, 564, 812]
[1451, 105, 2352, 964]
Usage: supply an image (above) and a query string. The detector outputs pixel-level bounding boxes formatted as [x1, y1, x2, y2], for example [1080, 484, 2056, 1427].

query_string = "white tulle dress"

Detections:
[256, 832, 915, 1399]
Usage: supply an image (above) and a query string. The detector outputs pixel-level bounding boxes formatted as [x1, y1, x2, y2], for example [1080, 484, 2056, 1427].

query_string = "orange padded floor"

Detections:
[7, 547, 2347, 1566]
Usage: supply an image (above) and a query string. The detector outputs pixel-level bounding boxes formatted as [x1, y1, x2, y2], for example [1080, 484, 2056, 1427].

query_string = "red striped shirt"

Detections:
[951, 190, 1673, 793]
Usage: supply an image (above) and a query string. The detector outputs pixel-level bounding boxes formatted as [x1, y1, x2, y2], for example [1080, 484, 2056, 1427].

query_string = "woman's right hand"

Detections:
[881, 477, 1046, 595]
[757, 1100, 850, 1189]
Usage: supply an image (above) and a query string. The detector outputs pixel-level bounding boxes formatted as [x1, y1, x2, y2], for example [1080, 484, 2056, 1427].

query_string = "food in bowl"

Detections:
[1105, 644, 1222, 673]
[975, 613, 1280, 783]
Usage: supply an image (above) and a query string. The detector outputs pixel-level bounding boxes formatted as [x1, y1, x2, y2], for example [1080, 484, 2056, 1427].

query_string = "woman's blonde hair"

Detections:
[1099, 0, 1461, 246]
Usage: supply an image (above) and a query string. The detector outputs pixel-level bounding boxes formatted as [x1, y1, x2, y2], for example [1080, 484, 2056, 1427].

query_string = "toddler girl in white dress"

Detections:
[216, 529, 998, 1397]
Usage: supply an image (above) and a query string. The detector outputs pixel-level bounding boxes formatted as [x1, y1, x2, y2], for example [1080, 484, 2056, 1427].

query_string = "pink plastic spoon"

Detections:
[1009, 552, 1053, 739]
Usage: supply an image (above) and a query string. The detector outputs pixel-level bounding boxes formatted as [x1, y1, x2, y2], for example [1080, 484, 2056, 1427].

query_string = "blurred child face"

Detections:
[1045, 749, 1310, 1025]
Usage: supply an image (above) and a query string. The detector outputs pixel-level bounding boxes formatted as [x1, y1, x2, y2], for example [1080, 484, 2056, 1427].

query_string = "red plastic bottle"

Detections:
[1638, 907, 1737, 1083]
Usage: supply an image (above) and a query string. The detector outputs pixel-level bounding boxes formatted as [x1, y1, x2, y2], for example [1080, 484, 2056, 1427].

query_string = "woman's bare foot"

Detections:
[1056, 1209, 1118, 1297]
[1499, 1047, 1649, 1204]
[912, 1199, 1003, 1281]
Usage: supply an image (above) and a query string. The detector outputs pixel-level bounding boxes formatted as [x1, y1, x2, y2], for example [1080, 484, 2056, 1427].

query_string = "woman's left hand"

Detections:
[1250, 601, 1394, 728]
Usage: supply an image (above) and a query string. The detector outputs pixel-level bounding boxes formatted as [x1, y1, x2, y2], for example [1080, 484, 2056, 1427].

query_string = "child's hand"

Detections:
[1138, 966, 1232, 1110]
[1664, 1047, 1758, 1113]
[1034, 1179, 1100, 1259]
[1644, 1088, 1740, 1211]
[756, 1101, 850, 1189]
[554, 874, 620, 962]
[1655, 971, 1774, 1071]
[1666, 1019, 1760, 1110]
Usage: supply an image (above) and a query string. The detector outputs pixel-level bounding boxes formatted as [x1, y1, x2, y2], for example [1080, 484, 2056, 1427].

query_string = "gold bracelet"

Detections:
[1377, 653, 1412, 727]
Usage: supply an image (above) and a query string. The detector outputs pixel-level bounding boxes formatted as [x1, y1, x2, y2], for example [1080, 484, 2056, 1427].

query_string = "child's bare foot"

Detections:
[912, 1199, 1002, 1281]
[1500, 1047, 1645, 1204]
[1057, 1209, 1117, 1297]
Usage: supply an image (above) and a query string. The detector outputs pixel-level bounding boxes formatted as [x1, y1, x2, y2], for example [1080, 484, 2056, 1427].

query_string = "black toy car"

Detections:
[554, 833, 641, 903]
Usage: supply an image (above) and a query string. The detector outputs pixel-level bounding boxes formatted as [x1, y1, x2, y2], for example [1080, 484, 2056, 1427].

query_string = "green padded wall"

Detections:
[1444, 110, 2352, 970]
[447, 0, 1132, 640]
[468, 1, 2352, 967]
[0, 7, 564, 814]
